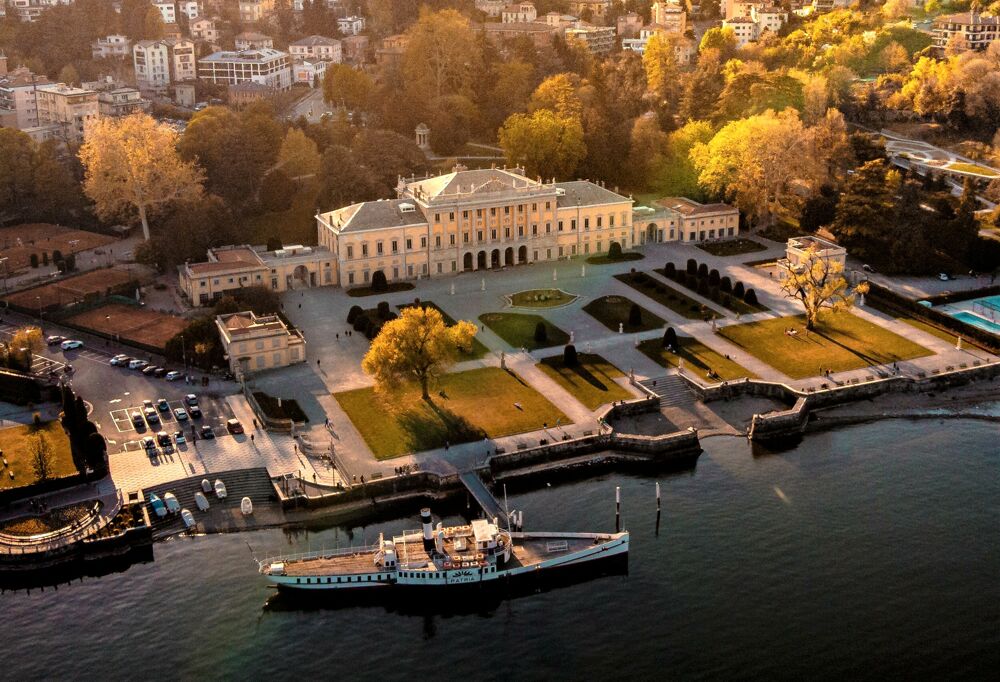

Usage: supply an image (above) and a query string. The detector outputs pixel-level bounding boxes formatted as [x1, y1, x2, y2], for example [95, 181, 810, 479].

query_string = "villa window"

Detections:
[376, 241, 383, 255]
[584, 218, 590, 231]
[406, 238, 412, 250]
[463, 211, 469, 219]
[491, 229, 497, 240]
[391, 240, 398, 253]
[361, 244, 368, 257]
[597, 216, 602, 228]
[435, 235, 441, 248]
[450, 234, 456, 246]
[464, 233, 470, 243]
[420, 236, 427, 248]
[490, 208, 496, 216]
[531, 203, 536, 211]
[449, 212, 455, 221]
[571, 219, 576, 230]
[434, 213, 440, 222]
[558, 221, 563, 232]
[504, 227, 510, 238]
[504, 206, 510, 215]
[610, 215, 615, 227]
[477, 230, 484, 241]
[518, 205, 524, 213]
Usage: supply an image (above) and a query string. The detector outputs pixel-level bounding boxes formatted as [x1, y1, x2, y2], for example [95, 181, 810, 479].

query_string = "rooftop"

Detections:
[201, 48, 289, 63]
[290, 35, 341, 47]
[554, 180, 631, 208]
[655, 197, 736, 216]
[333, 199, 430, 233]
[934, 12, 1000, 26]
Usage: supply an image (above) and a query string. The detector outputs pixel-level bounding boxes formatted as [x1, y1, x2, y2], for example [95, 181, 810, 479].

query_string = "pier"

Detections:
[459, 471, 507, 522]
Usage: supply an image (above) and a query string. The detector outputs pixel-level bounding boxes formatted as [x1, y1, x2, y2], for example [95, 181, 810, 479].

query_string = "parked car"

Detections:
[142, 365, 159, 376]
[189, 405, 203, 419]
[110, 354, 130, 366]
[165, 370, 182, 381]
[46, 335, 65, 345]
[154, 367, 169, 378]
[128, 359, 147, 370]
[142, 435, 156, 451]
[186, 394, 198, 406]
[199, 424, 215, 439]
[142, 399, 154, 409]
[174, 407, 189, 421]
[174, 430, 187, 445]
[157, 431, 172, 447]
[144, 407, 159, 424]
[938, 273, 951, 281]
[226, 418, 244, 435]
[156, 398, 169, 412]
[131, 411, 145, 427]
[60, 339, 83, 350]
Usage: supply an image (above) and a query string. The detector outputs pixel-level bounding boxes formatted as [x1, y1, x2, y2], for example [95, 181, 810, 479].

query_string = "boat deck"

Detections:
[508, 536, 609, 568]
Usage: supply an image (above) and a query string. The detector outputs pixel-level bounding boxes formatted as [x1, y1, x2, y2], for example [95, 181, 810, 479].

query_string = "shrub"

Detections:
[564, 343, 578, 367]
[52, 249, 63, 263]
[30, 253, 39, 268]
[686, 258, 697, 275]
[697, 263, 708, 279]
[664, 262, 676, 278]
[534, 321, 548, 343]
[376, 301, 390, 319]
[65, 253, 76, 271]
[608, 241, 623, 259]
[371, 270, 388, 293]
[353, 314, 370, 333]
[720, 276, 732, 294]
[347, 305, 363, 323]
[744, 288, 758, 306]
[697, 279, 709, 296]
[628, 303, 642, 326]
[655, 285, 665, 294]
[708, 269, 720, 287]
[733, 281, 746, 299]
[662, 326, 677, 349]
[710, 285, 720, 301]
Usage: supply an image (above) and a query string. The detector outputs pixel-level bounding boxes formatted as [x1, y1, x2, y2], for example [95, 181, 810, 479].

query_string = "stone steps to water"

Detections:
[638, 375, 698, 408]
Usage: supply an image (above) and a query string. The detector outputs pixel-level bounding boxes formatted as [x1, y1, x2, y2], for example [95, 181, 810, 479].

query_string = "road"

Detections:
[287, 88, 328, 124]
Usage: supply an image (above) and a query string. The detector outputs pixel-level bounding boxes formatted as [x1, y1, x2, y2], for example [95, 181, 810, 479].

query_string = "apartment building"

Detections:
[568, 0, 610, 18]
[623, 27, 695, 63]
[502, 2, 537, 23]
[97, 87, 149, 117]
[190, 17, 220, 45]
[723, 5, 788, 46]
[932, 12, 1000, 52]
[375, 34, 408, 67]
[152, 1, 199, 24]
[565, 24, 616, 54]
[315, 167, 637, 288]
[617, 11, 644, 38]
[132, 39, 196, 92]
[92, 34, 131, 59]
[651, 1, 686, 34]
[0, 66, 49, 129]
[34, 83, 99, 144]
[235, 32, 274, 50]
[722, 17, 757, 47]
[341, 35, 369, 64]
[198, 49, 292, 90]
[215, 311, 305, 376]
[292, 59, 328, 87]
[337, 15, 365, 35]
[238, 0, 275, 23]
[288, 35, 343, 63]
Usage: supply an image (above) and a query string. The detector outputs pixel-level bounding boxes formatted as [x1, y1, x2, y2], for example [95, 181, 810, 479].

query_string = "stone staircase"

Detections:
[637, 375, 698, 408]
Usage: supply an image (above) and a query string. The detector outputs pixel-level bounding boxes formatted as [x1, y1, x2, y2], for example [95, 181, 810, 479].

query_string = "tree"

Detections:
[663, 326, 678, 349]
[799, 185, 839, 232]
[528, 74, 583, 121]
[534, 321, 548, 344]
[656, 120, 714, 199]
[427, 94, 479, 156]
[266, 236, 283, 251]
[830, 159, 900, 263]
[563, 343, 578, 367]
[699, 27, 738, 60]
[744, 288, 758, 306]
[608, 241, 623, 259]
[499, 108, 586, 180]
[323, 63, 374, 111]
[80, 114, 204, 240]
[362, 306, 477, 400]
[57, 63, 79, 86]
[686, 258, 697, 275]
[259, 169, 296, 213]
[347, 305, 363, 323]
[30, 433, 54, 481]
[277, 128, 321, 178]
[664, 262, 676, 278]
[371, 270, 388, 293]
[733, 281, 746, 299]
[778, 246, 855, 330]
[402, 8, 478, 101]
[628, 303, 642, 327]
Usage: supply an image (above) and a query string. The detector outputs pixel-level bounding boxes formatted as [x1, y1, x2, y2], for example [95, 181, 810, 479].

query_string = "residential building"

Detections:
[34, 83, 99, 145]
[133, 39, 196, 92]
[481, 20, 558, 48]
[375, 34, 408, 67]
[636, 197, 741, 244]
[624, 27, 695, 63]
[315, 166, 637, 287]
[753, 5, 787, 34]
[932, 11, 1000, 53]
[724, 0, 757, 19]
[238, 0, 275, 23]
[779, 235, 846, 281]
[811, 0, 851, 13]
[617, 12, 644, 38]
[97, 87, 149, 117]
[198, 49, 292, 90]
[228, 81, 272, 107]
[341, 35, 369, 64]
[502, 2, 537, 23]
[178, 0, 199, 19]
[475, 0, 505, 16]
[180, 244, 335, 306]
[92, 34, 131, 60]
[0, 66, 49, 129]
[651, 1, 686, 34]
[215, 311, 305, 376]
[565, 24, 616, 54]
[289, 35, 342, 63]
[292, 59, 329, 87]
[234, 31, 274, 50]
[337, 15, 365, 35]
[190, 17, 220, 45]
[568, 1, 610, 19]
[153, 1, 176, 24]
[722, 17, 757, 47]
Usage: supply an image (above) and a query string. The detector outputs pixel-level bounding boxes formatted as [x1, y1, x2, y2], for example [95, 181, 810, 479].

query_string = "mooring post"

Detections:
[655, 482, 661, 536]
[615, 486, 621, 533]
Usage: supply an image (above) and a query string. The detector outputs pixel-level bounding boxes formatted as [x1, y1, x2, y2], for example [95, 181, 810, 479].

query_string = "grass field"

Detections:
[63, 303, 187, 350]
[253, 391, 309, 423]
[614, 273, 707, 319]
[0, 224, 114, 273]
[334, 367, 568, 458]
[480, 312, 569, 350]
[696, 239, 767, 257]
[537, 353, 632, 410]
[0, 421, 76, 490]
[719, 312, 933, 379]
[399, 301, 490, 359]
[5, 268, 136, 310]
[583, 295, 665, 333]
[508, 289, 577, 308]
[864, 300, 988, 350]
[638, 338, 756, 382]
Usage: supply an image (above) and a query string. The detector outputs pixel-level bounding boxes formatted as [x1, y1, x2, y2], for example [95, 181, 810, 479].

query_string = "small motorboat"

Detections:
[181, 509, 195, 529]
[194, 491, 210, 511]
[163, 492, 180, 514]
[149, 493, 167, 518]
[201, 479, 212, 493]
[240, 497, 253, 515]
[214, 479, 227, 499]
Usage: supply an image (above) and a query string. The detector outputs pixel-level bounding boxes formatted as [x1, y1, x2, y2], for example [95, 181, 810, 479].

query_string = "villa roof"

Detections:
[554, 181, 630, 208]
[290, 35, 341, 47]
[655, 197, 736, 216]
[406, 168, 536, 201]
[338, 199, 428, 233]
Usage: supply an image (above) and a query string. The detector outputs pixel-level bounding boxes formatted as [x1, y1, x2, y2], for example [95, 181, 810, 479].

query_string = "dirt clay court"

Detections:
[63, 303, 187, 350]
[4, 268, 136, 309]
[0, 224, 115, 272]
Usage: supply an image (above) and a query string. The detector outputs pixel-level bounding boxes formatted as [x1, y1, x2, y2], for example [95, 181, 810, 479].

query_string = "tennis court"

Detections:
[4, 268, 135, 309]
[63, 303, 187, 350]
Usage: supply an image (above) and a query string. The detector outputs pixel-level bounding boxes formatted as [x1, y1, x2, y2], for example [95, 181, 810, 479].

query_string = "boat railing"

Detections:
[260, 543, 380, 565]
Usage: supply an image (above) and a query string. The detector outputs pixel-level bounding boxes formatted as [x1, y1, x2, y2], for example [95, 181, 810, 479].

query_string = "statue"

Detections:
[618, 322, 623, 334]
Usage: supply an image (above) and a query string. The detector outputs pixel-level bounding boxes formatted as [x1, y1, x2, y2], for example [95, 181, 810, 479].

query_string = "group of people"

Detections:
[394, 464, 416, 476]
[335, 331, 354, 341]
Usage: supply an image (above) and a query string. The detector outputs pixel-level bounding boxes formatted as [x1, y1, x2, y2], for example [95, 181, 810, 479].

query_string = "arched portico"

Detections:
[464, 252, 473, 271]
[491, 249, 500, 268]
[504, 247, 514, 266]
[518, 245, 527, 263]
[477, 250, 487, 269]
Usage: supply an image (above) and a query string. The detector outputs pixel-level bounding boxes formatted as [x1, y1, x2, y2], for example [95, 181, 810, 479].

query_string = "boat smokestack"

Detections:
[421, 508, 433, 547]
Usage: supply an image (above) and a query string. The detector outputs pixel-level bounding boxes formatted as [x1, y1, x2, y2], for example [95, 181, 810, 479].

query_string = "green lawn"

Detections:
[508, 289, 577, 308]
[0, 421, 76, 490]
[334, 367, 568, 458]
[614, 273, 708, 320]
[719, 312, 933, 379]
[585, 252, 645, 265]
[347, 282, 415, 298]
[479, 312, 569, 350]
[864, 300, 988, 351]
[252, 392, 309, 423]
[638, 338, 757, 382]
[537, 353, 632, 410]
[399, 301, 490, 359]
[696, 239, 767, 257]
[583, 295, 666, 333]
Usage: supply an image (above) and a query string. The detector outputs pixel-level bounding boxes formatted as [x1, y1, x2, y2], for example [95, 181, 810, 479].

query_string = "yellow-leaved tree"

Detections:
[79, 113, 204, 241]
[362, 306, 476, 400]
[779, 245, 856, 330]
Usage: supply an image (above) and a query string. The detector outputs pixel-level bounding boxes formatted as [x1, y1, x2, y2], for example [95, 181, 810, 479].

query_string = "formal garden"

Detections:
[583, 295, 665, 333]
[696, 238, 768, 257]
[585, 241, 644, 265]
[333, 367, 567, 458]
[657, 259, 766, 316]
[480, 312, 569, 350]
[614, 271, 710, 320]
[507, 288, 578, 309]
[638, 332, 755, 382]
[537, 350, 632, 410]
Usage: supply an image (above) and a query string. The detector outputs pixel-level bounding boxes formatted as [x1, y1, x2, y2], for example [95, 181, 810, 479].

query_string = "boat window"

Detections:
[296, 578, 301, 584]
[336, 577, 341, 583]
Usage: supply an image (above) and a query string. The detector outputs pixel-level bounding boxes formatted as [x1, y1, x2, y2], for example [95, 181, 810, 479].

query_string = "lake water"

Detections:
[3, 418, 998, 680]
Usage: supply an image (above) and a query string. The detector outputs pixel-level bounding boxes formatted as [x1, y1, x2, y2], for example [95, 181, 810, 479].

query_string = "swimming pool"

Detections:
[951, 311, 1000, 335]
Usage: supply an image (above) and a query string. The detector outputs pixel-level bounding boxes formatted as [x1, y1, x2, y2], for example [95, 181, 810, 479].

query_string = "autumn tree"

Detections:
[779, 245, 856, 330]
[31, 433, 54, 482]
[402, 8, 478, 101]
[498, 108, 586, 180]
[80, 113, 204, 240]
[656, 120, 714, 199]
[361, 306, 477, 400]
[277, 127, 321, 177]
[322, 63, 374, 111]
[0, 129, 83, 224]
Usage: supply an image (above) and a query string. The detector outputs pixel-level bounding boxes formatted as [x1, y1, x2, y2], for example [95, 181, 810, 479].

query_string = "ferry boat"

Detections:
[258, 508, 628, 591]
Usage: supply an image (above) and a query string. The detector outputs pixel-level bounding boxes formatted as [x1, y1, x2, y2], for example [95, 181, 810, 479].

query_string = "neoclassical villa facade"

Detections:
[316, 167, 740, 288]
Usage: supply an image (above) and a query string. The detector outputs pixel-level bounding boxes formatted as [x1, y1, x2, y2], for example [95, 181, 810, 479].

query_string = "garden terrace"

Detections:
[637, 338, 756, 382]
[614, 272, 708, 320]
[696, 239, 767, 257]
[333, 367, 568, 459]
[479, 312, 569, 350]
[583, 295, 665, 333]
[656, 264, 766, 316]
[537, 353, 632, 410]
[507, 289, 578, 309]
